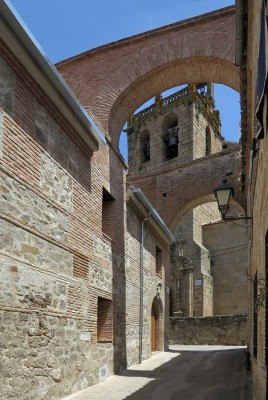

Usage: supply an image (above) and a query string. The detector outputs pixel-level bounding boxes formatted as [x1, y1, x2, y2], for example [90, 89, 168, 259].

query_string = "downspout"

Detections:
[236, 0, 252, 370]
[139, 213, 150, 364]
[130, 187, 175, 363]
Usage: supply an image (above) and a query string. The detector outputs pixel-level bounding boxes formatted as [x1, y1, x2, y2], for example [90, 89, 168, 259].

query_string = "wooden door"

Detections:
[151, 304, 157, 351]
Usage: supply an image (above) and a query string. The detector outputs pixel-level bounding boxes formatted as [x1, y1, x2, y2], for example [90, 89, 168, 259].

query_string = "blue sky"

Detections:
[8, 0, 239, 159]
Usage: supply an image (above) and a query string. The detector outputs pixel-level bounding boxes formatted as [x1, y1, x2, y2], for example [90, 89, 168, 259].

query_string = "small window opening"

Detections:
[140, 130, 150, 162]
[102, 188, 115, 238]
[97, 297, 113, 343]
[162, 114, 179, 160]
[206, 126, 212, 156]
[164, 126, 179, 160]
[156, 246, 162, 277]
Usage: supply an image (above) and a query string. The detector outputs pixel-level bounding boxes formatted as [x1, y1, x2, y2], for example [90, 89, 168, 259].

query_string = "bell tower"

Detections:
[126, 83, 224, 317]
[126, 83, 223, 177]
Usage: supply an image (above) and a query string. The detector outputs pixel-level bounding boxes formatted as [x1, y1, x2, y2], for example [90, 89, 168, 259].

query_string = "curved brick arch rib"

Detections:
[169, 194, 245, 232]
[128, 148, 246, 229]
[57, 7, 237, 147]
[110, 57, 239, 146]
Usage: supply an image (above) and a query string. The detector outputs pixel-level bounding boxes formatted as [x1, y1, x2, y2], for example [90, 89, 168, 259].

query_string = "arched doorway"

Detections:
[151, 302, 158, 352]
[151, 293, 163, 352]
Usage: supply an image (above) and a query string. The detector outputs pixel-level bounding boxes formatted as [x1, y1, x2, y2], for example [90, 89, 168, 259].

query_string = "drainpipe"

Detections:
[130, 187, 175, 363]
[139, 213, 150, 364]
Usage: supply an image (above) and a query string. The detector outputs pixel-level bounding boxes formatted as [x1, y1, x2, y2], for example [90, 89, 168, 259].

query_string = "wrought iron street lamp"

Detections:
[214, 180, 252, 221]
[214, 180, 234, 220]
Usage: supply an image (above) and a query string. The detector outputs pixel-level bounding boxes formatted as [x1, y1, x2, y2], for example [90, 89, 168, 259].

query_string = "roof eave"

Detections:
[127, 187, 176, 246]
[0, 0, 106, 152]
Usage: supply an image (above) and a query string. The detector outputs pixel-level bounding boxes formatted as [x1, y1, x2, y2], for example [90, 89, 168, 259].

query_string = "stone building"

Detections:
[127, 83, 222, 176]
[2, 0, 266, 398]
[239, 0, 268, 398]
[126, 83, 248, 318]
[0, 2, 174, 399]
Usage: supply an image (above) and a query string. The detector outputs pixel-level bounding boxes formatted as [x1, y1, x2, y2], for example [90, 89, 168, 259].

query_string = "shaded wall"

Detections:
[203, 220, 248, 315]
[169, 315, 247, 345]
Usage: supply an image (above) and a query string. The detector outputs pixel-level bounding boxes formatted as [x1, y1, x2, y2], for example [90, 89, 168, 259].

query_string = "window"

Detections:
[97, 297, 113, 343]
[162, 114, 179, 161]
[102, 188, 115, 237]
[140, 129, 150, 162]
[156, 246, 162, 277]
[205, 126, 211, 156]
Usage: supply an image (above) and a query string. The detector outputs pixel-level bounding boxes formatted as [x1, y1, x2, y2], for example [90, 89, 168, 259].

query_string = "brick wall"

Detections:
[0, 40, 119, 398]
[97, 297, 113, 342]
[127, 82, 247, 320]
[125, 205, 170, 365]
[0, 36, 172, 398]
[57, 7, 238, 145]
[127, 148, 246, 230]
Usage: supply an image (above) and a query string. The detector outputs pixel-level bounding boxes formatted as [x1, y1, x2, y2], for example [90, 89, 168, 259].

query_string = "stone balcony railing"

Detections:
[161, 86, 188, 108]
[133, 103, 156, 123]
[131, 86, 189, 126]
[127, 84, 221, 132]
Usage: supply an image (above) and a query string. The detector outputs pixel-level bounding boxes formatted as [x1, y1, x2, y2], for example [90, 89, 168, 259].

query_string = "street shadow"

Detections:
[116, 347, 252, 400]
[167, 346, 247, 353]
[110, 146, 128, 374]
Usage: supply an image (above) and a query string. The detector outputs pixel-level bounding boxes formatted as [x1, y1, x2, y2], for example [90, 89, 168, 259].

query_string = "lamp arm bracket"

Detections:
[223, 216, 252, 221]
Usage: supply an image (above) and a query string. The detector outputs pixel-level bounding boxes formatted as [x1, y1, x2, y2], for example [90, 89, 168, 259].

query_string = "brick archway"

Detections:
[57, 6, 238, 147]
[128, 147, 246, 229]
[109, 57, 238, 145]
[170, 196, 245, 232]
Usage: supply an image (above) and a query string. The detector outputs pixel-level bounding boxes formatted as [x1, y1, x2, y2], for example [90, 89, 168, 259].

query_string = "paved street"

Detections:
[63, 345, 252, 400]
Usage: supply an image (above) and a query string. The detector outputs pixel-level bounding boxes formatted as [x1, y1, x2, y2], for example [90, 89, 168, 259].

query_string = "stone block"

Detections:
[40, 153, 73, 212]
[93, 236, 112, 261]
[0, 219, 73, 276]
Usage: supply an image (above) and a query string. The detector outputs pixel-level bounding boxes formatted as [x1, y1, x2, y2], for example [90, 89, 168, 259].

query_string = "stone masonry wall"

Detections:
[193, 202, 220, 244]
[0, 38, 171, 400]
[171, 203, 248, 319]
[0, 41, 118, 399]
[250, 98, 268, 400]
[169, 314, 247, 345]
[246, 2, 267, 399]
[171, 202, 220, 317]
[126, 86, 245, 317]
[127, 77, 246, 322]
[127, 97, 194, 175]
[1, 310, 114, 400]
[128, 90, 223, 177]
[203, 220, 248, 315]
[192, 98, 222, 159]
[125, 205, 170, 365]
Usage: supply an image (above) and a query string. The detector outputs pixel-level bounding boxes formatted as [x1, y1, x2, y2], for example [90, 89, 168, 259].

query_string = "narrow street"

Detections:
[63, 345, 252, 400]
